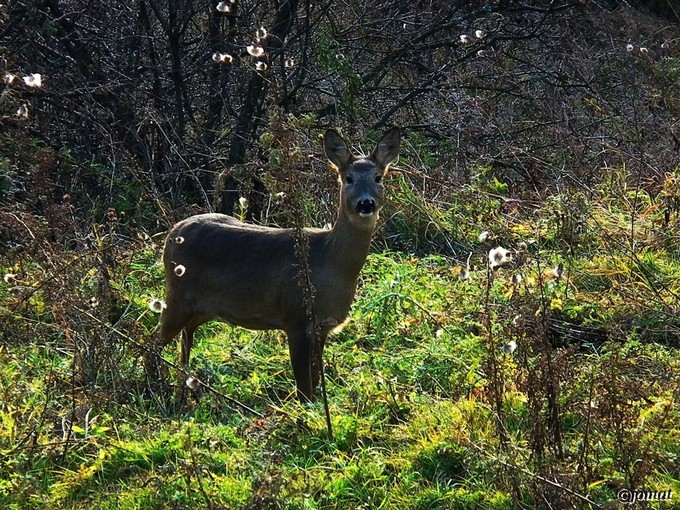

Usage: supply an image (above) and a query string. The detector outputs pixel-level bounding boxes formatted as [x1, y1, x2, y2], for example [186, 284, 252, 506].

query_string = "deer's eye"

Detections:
[345, 175, 354, 184]
[375, 175, 383, 183]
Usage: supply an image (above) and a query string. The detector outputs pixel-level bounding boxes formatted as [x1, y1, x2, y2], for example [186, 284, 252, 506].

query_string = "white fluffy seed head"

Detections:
[23, 73, 42, 88]
[185, 376, 200, 389]
[552, 264, 564, 278]
[148, 298, 167, 313]
[488, 246, 513, 268]
[212, 52, 233, 63]
[247, 45, 265, 57]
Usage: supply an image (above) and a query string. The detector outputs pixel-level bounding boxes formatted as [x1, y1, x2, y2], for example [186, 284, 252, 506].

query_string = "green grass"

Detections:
[1, 176, 680, 509]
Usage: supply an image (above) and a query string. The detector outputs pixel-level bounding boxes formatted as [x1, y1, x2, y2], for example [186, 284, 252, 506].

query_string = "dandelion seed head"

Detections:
[511, 274, 522, 285]
[488, 246, 512, 269]
[89, 297, 100, 308]
[212, 52, 233, 63]
[238, 196, 249, 209]
[626, 43, 634, 52]
[459, 267, 470, 281]
[504, 340, 517, 354]
[23, 73, 42, 88]
[174, 264, 186, 277]
[148, 298, 167, 313]
[16, 104, 28, 118]
[435, 329, 444, 339]
[459, 34, 471, 44]
[247, 45, 265, 57]
[478, 231, 491, 242]
[255, 61, 268, 71]
[216, 1, 231, 12]
[185, 376, 200, 389]
[4, 73, 16, 84]
[255, 27, 268, 40]
[475, 29, 485, 39]
[551, 263, 564, 278]
[285, 57, 295, 68]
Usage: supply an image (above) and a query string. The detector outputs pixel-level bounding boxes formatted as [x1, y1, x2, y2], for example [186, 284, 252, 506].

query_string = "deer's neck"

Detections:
[325, 210, 376, 279]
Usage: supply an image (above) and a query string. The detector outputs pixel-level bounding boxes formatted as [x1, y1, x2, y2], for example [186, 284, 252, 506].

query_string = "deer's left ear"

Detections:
[372, 127, 400, 169]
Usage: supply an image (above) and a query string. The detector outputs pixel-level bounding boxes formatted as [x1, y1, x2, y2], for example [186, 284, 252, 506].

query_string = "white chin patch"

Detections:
[358, 211, 375, 218]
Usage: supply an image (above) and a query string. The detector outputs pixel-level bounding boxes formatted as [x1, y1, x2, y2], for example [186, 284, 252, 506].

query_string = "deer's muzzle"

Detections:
[356, 198, 377, 217]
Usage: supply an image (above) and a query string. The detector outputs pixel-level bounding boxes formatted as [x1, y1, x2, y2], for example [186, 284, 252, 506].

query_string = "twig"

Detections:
[292, 219, 334, 440]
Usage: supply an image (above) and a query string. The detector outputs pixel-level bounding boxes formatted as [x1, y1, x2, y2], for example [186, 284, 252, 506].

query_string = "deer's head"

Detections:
[324, 127, 401, 229]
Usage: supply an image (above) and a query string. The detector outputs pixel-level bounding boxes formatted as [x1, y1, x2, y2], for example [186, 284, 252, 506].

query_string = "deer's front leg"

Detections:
[287, 327, 314, 403]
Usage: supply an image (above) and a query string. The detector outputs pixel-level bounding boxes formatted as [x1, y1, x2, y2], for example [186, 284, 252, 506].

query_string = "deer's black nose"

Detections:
[356, 198, 376, 217]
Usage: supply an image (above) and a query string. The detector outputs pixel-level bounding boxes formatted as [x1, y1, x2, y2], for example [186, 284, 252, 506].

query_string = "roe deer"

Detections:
[158, 127, 400, 402]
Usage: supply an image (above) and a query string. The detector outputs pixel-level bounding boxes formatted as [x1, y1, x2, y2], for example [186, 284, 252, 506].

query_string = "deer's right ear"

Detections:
[324, 130, 352, 170]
